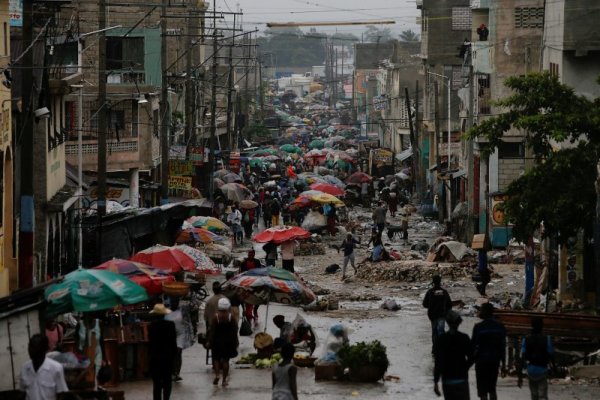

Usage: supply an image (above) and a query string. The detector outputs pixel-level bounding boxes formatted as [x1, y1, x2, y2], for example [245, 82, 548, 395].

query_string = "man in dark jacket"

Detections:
[423, 275, 453, 349]
[472, 303, 506, 400]
[434, 310, 474, 399]
[148, 304, 178, 400]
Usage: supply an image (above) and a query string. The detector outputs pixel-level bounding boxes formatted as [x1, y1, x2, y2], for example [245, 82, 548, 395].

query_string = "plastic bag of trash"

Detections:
[302, 210, 327, 231]
[380, 299, 401, 311]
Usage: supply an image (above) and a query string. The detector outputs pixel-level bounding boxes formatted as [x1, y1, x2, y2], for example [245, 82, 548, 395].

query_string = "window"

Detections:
[515, 7, 544, 29]
[498, 141, 524, 158]
[452, 7, 472, 31]
[106, 37, 145, 70]
[549, 62, 559, 77]
[65, 101, 76, 140]
[477, 74, 491, 115]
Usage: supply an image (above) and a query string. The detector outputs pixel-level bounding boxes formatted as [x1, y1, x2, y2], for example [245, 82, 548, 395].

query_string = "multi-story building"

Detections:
[0, 0, 15, 295]
[469, 0, 544, 246]
[417, 0, 472, 221]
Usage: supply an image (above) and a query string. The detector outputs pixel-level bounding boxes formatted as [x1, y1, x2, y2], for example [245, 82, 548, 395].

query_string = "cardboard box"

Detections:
[315, 364, 343, 380]
[472, 234, 487, 250]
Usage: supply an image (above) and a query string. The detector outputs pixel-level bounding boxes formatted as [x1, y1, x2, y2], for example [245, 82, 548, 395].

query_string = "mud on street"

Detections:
[120, 207, 600, 399]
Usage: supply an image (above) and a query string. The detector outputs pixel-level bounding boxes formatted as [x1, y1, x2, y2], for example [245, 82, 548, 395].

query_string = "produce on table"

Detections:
[253, 352, 283, 369]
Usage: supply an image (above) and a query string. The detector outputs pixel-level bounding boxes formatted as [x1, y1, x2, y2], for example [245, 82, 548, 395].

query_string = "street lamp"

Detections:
[427, 71, 451, 169]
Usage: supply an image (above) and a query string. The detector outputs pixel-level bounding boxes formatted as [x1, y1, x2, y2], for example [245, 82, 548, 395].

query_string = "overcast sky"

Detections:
[214, 0, 421, 37]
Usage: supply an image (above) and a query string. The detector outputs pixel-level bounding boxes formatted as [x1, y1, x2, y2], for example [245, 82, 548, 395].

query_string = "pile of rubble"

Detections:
[295, 242, 326, 256]
[356, 260, 470, 283]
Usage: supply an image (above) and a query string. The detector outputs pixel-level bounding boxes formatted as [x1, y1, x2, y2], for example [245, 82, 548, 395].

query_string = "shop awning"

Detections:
[395, 148, 413, 162]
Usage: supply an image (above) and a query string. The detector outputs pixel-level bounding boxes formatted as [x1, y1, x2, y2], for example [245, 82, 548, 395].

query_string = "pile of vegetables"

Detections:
[254, 352, 283, 369]
[338, 340, 389, 373]
[237, 353, 258, 364]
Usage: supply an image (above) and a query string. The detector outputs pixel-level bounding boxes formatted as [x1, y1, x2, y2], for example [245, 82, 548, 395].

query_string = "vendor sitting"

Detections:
[290, 323, 316, 355]
[273, 315, 293, 351]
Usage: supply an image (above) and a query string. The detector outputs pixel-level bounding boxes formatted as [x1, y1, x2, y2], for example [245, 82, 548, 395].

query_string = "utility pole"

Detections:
[405, 87, 416, 194]
[258, 58, 263, 121]
[185, 3, 199, 151]
[434, 80, 442, 222]
[208, 0, 218, 201]
[244, 33, 250, 136]
[225, 39, 234, 148]
[415, 79, 422, 198]
[334, 48, 338, 108]
[96, 0, 108, 265]
[466, 65, 475, 240]
[19, 0, 34, 287]
[160, 0, 169, 205]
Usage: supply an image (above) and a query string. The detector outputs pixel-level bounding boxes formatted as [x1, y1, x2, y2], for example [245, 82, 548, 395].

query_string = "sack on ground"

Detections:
[239, 317, 253, 336]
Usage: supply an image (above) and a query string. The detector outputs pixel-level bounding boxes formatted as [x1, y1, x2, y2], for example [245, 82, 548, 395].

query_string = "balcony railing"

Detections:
[65, 139, 138, 155]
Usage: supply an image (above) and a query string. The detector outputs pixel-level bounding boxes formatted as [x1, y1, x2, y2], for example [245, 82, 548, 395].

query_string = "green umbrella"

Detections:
[249, 158, 264, 168]
[45, 269, 149, 316]
[250, 148, 278, 157]
[280, 144, 301, 154]
[309, 139, 325, 149]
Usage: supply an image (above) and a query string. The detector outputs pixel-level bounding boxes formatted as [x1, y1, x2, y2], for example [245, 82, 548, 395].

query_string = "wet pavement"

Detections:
[116, 207, 600, 399]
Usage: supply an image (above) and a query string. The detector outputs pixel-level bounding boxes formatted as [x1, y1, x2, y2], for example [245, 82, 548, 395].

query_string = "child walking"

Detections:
[272, 343, 298, 400]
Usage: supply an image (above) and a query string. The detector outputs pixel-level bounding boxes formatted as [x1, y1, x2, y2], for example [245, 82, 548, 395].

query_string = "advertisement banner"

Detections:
[188, 146, 205, 165]
[169, 160, 194, 176]
[168, 175, 192, 191]
[9, 0, 23, 27]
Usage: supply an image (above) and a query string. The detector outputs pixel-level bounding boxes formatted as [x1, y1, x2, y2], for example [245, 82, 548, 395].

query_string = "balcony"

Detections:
[65, 134, 159, 172]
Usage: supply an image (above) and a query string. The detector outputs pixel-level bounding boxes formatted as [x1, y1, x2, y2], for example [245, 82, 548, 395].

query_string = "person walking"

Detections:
[242, 207, 255, 241]
[239, 250, 263, 322]
[263, 241, 278, 267]
[433, 311, 474, 400]
[280, 240, 297, 273]
[476, 248, 491, 297]
[518, 317, 554, 400]
[271, 197, 282, 227]
[272, 343, 298, 400]
[400, 203, 410, 244]
[207, 298, 239, 387]
[148, 304, 177, 400]
[227, 205, 243, 245]
[423, 275, 453, 350]
[263, 195, 273, 228]
[372, 202, 387, 236]
[166, 303, 195, 382]
[20, 334, 68, 400]
[387, 192, 398, 217]
[471, 303, 507, 400]
[204, 281, 226, 333]
[340, 233, 361, 280]
[524, 236, 535, 305]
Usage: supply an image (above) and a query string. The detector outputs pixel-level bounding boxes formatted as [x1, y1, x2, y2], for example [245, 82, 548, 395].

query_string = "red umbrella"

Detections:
[131, 245, 198, 273]
[309, 183, 345, 197]
[346, 171, 372, 184]
[253, 226, 311, 245]
[93, 258, 174, 295]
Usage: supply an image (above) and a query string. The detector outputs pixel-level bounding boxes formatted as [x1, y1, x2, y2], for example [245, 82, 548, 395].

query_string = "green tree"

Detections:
[399, 29, 420, 42]
[363, 25, 394, 43]
[466, 72, 600, 244]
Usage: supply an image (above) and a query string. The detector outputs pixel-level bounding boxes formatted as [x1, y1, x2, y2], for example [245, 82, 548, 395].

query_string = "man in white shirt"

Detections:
[280, 240, 297, 272]
[20, 334, 68, 400]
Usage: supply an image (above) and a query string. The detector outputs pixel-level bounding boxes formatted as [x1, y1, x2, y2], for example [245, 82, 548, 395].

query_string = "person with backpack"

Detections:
[433, 311, 474, 399]
[423, 275, 453, 351]
[472, 303, 507, 400]
[518, 317, 554, 400]
[242, 207, 255, 240]
[270, 197, 281, 227]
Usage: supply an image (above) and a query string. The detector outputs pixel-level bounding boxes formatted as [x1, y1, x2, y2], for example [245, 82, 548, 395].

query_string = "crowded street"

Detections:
[2, 1, 600, 400]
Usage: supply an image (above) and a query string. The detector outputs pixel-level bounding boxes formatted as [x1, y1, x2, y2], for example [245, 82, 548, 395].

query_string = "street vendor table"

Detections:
[103, 323, 150, 382]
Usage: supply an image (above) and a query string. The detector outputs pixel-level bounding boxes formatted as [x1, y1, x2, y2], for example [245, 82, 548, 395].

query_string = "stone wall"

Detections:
[497, 157, 525, 191]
